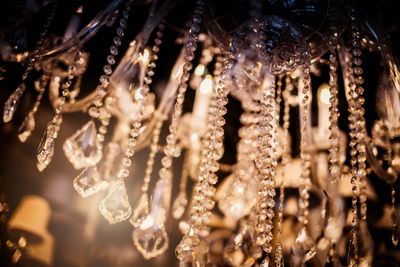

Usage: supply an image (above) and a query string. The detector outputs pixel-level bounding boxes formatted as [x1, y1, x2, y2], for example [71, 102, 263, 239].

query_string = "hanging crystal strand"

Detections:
[64, 0, 134, 172]
[37, 53, 78, 172]
[176, 51, 229, 265]
[129, 24, 166, 227]
[294, 66, 317, 264]
[130, 119, 163, 227]
[172, 152, 190, 219]
[18, 75, 49, 143]
[3, 1, 58, 123]
[254, 74, 277, 267]
[328, 39, 340, 184]
[347, 13, 369, 266]
[275, 76, 285, 267]
[133, 3, 204, 260]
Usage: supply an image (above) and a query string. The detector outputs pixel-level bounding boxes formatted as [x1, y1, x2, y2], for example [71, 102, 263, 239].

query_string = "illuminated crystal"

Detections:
[172, 191, 188, 219]
[37, 123, 57, 172]
[73, 166, 105, 197]
[18, 113, 35, 143]
[63, 120, 102, 169]
[3, 83, 25, 123]
[99, 181, 131, 224]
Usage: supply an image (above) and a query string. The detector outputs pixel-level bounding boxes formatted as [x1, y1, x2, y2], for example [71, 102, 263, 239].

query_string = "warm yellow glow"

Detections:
[199, 75, 213, 94]
[194, 64, 205, 76]
[319, 83, 331, 105]
[141, 48, 151, 65]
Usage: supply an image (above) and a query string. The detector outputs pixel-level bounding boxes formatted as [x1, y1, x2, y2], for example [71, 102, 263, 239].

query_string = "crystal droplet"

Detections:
[172, 191, 188, 219]
[3, 83, 25, 123]
[37, 123, 57, 172]
[73, 166, 105, 198]
[132, 213, 169, 259]
[18, 113, 35, 143]
[99, 181, 132, 224]
[63, 120, 102, 169]
[130, 193, 149, 227]
[294, 227, 316, 262]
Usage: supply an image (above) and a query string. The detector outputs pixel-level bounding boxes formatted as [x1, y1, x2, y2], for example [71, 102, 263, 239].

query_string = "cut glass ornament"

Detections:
[37, 123, 57, 172]
[18, 113, 35, 143]
[293, 227, 317, 263]
[63, 120, 102, 169]
[132, 212, 169, 259]
[99, 181, 132, 224]
[73, 166, 105, 197]
[3, 83, 25, 123]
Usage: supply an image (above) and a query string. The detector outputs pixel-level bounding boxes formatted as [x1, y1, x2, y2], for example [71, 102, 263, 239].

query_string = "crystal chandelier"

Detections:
[1, 0, 400, 266]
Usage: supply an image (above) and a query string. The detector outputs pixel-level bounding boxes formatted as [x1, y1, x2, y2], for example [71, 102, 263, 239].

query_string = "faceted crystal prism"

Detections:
[132, 213, 169, 259]
[99, 181, 132, 224]
[18, 113, 35, 143]
[73, 166, 105, 198]
[130, 193, 149, 227]
[63, 120, 102, 169]
[37, 123, 57, 172]
[294, 227, 316, 262]
[3, 83, 25, 123]
[172, 191, 188, 219]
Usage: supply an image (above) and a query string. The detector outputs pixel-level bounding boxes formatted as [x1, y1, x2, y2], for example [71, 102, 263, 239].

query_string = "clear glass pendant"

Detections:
[63, 120, 102, 169]
[132, 212, 169, 259]
[99, 180, 132, 224]
[18, 113, 35, 143]
[130, 193, 149, 227]
[3, 83, 25, 123]
[293, 227, 316, 263]
[73, 166, 105, 198]
[37, 122, 57, 172]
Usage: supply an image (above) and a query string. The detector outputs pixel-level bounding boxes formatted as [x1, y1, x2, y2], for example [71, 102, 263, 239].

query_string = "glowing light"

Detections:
[194, 64, 205, 76]
[199, 75, 213, 94]
[319, 83, 331, 105]
[141, 48, 151, 65]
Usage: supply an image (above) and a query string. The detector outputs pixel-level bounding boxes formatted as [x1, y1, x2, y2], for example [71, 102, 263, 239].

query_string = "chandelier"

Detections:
[1, 0, 400, 266]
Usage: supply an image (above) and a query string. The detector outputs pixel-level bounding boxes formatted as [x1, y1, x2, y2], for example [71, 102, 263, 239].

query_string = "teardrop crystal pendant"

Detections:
[130, 193, 149, 227]
[172, 191, 188, 219]
[3, 83, 25, 123]
[132, 212, 169, 259]
[37, 123, 57, 172]
[261, 256, 271, 267]
[293, 227, 316, 263]
[63, 120, 102, 169]
[73, 166, 105, 198]
[18, 113, 35, 143]
[99, 180, 132, 224]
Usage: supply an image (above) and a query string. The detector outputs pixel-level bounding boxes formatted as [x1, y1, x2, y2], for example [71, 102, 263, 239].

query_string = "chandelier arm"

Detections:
[38, 0, 126, 60]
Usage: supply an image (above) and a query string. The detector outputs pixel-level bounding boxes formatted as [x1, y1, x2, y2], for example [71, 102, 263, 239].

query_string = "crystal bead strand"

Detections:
[275, 76, 286, 267]
[3, 1, 58, 123]
[255, 75, 277, 262]
[298, 67, 312, 227]
[294, 67, 317, 263]
[172, 153, 190, 219]
[129, 23, 165, 226]
[348, 15, 369, 265]
[392, 185, 398, 245]
[18, 75, 50, 143]
[88, 0, 135, 148]
[350, 18, 368, 223]
[176, 51, 229, 263]
[328, 39, 340, 184]
[155, 0, 204, 215]
[37, 53, 78, 171]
